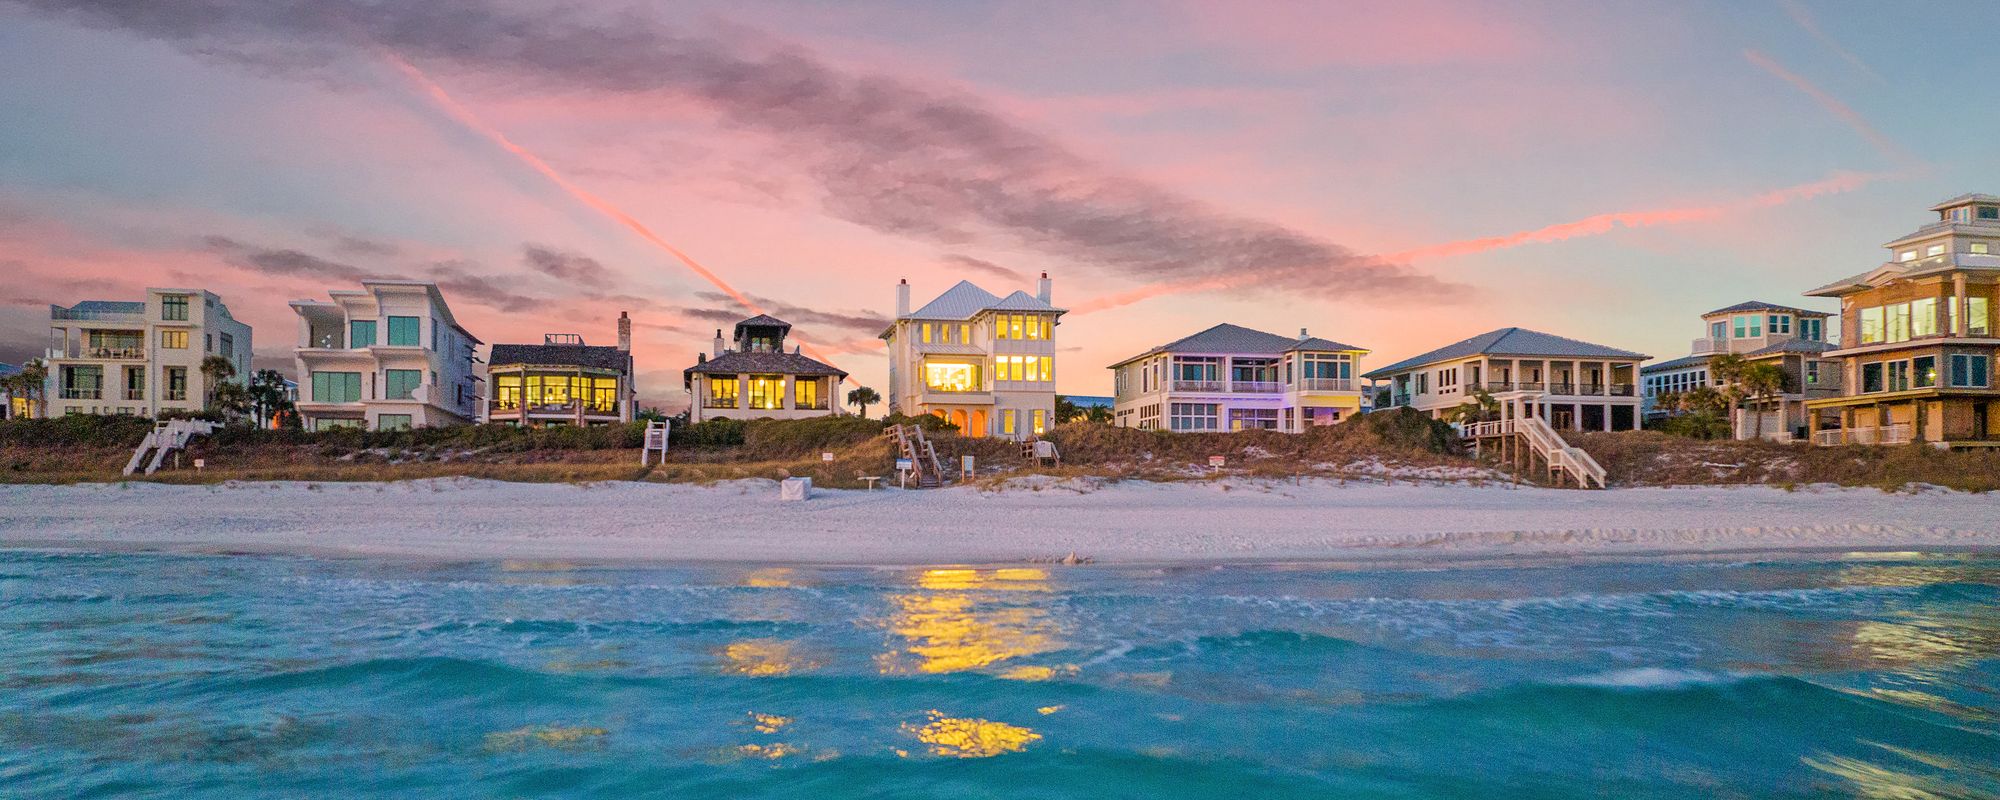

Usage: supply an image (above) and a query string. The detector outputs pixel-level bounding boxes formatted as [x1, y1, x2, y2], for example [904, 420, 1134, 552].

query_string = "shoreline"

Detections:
[4, 476, 1997, 565]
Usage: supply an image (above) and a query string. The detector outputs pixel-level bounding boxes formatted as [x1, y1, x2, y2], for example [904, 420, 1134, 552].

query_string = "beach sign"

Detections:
[1208, 455, 1225, 469]
[193, 458, 205, 472]
[822, 451, 835, 462]
[896, 458, 913, 471]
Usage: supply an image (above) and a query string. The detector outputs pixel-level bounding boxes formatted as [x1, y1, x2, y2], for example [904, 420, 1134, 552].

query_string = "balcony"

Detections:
[1232, 380, 1284, 393]
[1813, 424, 1913, 446]
[492, 400, 620, 417]
[1171, 379, 1226, 392]
[59, 388, 102, 400]
[1691, 337, 1723, 355]
[1295, 378, 1354, 392]
[1391, 393, 1412, 407]
[50, 345, 146, 360]
[1609, 383, 1635, 397]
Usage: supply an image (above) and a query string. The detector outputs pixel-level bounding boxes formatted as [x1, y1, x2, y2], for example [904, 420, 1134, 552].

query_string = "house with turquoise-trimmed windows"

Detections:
[289, 280, 482, 431]
[1109, 323, 1367, 432]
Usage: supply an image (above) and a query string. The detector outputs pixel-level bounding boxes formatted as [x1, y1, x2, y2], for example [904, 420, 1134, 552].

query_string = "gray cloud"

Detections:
[523, 244, 615, 290]
[17, 0, 1462, 303]
[938, 253, 1029, 285]
[204, 235, 542, 313]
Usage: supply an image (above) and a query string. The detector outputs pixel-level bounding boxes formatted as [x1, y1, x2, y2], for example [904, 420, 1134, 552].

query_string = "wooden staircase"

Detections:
[885, 424, 948, 488]
[1463, 416, 1607, 489]
[124, 419, 221, 476]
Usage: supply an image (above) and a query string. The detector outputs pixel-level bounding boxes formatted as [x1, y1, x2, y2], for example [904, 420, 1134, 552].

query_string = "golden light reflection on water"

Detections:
[748, 712, 792, 734]
[1801, 751, 1973, 800]
[876, 568, 1071, 677]
[720, 639, 814, 676]
[739, 568, 797, 589]
[902, 711, 1041, 758]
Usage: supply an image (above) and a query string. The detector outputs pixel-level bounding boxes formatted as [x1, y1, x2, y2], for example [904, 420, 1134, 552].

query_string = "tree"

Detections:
[211, 381, 253, 420]
[200, 355, 238, 412]
[1055, 395, 1085, 424]
[11, 358, 47, 419]
[1083, 405, 1112, 424]
[636, 405, 669, 423]
[1737, 362, 1790, 440]
[246, 369, 292, 428]
[1443, 388, 1500, 426]
[846, 386, 881, 418]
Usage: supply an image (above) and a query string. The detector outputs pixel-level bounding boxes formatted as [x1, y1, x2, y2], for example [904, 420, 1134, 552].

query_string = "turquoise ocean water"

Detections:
[2, 549, 1996, 798]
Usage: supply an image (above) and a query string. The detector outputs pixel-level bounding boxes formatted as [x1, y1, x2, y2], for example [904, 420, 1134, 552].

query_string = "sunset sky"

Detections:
[1, 0, 1991, 409]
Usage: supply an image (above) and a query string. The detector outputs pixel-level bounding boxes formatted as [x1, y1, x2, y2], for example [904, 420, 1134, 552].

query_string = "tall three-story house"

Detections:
[290, 280, 483, 431]
[683, 315, 847, 423]
[1641, 301, 1839, 440]
[1364, 327, 1648, 431]
[486, 313, 637, 427]
[44, 289, 252, 418]
[881, 274, 1063, 440]
[1108, 323, 1367, 432]
[1804, 194, 2000, 446]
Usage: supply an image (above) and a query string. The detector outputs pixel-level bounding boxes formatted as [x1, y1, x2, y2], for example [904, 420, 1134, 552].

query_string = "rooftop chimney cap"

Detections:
[899, 278, 908, 285]
[1041, 271, 1048, 279]
[1299, 327, 1309, 339]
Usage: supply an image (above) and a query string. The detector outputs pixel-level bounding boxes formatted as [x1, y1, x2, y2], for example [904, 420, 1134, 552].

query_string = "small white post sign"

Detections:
[641, 420, 671, 465]
[896, 457, 913, 489]
[822, 451, 835, 463]
[1208, 455, 1225, 469]
[193, 458, 205, 472]
[961, 454, 975, 481]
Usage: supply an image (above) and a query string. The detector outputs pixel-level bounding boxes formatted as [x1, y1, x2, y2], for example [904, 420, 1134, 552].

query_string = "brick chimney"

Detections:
[1036, 271, 1052, 304]
[617, 311, 632, 352]
[896, 278, 911, 317]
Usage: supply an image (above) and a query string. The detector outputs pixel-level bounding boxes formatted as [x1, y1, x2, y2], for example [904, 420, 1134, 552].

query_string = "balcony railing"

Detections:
[1171, 379, 1225, 392]
[1296, 378, 1354, 392]
[1690, 337, 1723, 355]
[492, 400, 619, 416]
[1813, 424, 1913, 446]
[1233, 380, 1284, 393]
[59, 388, 102, 400]
[50, 345, 146, 360]
[50, 309, 143, 322]
[164, 389, 187, 401]
[1609, 383, 1635, 396]
[1391, 394, 1412, 407]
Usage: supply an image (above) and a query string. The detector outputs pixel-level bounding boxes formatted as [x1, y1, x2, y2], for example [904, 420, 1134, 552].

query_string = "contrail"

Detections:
[1776, 0, 1885, 84]
[378, 52, 855, 376]
[1071, 170, 1892, 316]
[1743, 49, 1916, 168]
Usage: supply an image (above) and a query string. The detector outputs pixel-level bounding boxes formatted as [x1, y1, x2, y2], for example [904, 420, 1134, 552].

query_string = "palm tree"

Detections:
[1443, 388, 1500, 426]
[15, 358, 47, 419]
[1738, 362, 1789, 440]
[846, 386, 881, 418]
[200, 355, 237, 412]
[247, 369, 291, 428]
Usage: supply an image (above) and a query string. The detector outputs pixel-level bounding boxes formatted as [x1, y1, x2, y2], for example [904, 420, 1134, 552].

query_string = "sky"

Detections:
[0, 0, 1992, 409]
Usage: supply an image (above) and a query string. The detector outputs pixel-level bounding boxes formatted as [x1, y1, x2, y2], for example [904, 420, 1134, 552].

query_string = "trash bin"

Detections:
[780, 477, 813, 501]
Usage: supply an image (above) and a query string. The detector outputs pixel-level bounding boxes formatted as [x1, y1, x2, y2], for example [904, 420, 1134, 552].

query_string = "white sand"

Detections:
[0, 477, 1995, 564]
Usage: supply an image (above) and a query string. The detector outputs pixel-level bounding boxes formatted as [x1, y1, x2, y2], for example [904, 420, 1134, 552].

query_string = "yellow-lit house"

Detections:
[684, 315, 847, 422]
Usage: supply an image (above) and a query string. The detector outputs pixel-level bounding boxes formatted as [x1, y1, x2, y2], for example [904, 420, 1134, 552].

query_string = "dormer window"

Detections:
[1899, 250, 1917, 262]
[1928, 244, 1946, 257]
[1981, 206, 1999, 220]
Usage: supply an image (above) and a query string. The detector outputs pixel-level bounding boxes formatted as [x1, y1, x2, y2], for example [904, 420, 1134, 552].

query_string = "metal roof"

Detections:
[685, 349, 847, 379]
[1742, 338, 1835, 357]
[1930, 192, 2000, 211]
[1641, 354, 1710, 374]
[909, 280, 1003, 319]
[1362, 327, 1649, 379]
[1111, 323, 1365, 367]
[488, 343, 631, 372]
[989, 290, 1061, 312]
[1704, 300, 1831, 318]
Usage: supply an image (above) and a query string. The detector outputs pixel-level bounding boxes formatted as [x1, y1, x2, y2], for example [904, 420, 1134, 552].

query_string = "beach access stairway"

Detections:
[1463, 417, 1607, 489]
[885, 424, 947, 488]
[123, 418, 220, 476]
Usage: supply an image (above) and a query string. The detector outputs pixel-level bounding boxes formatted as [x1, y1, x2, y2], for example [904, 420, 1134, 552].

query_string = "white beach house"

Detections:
[44, 289, 252, 418]
[881, 274, 1063, 439]
[290, 280, 483, 431]
[1108, 323, 1367, 431]
[1364, 327, 1649, 431]
[684, 315, 848, 423]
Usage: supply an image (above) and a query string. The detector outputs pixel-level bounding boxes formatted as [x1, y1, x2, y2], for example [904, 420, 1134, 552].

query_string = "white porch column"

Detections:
[1602, 403, 1612, 431]
[783, 375, 796, 410]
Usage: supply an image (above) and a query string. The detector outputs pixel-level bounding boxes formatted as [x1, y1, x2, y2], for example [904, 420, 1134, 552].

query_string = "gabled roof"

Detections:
[1704, 300, 1831, 318]
[1806, 253, 2000, 296]
[488, 343, 631, 373]
[1743, 338, 1835, 357]
[990, 290, 1060, 312]
[1641, 354, 1711, 374]
[1362, 327, 1649, 379]
[910, 280, 1003, 319]
[1111, 323, 1365, 368]
[685, 349, 847, 379]
[1930, 192, 2000, 211]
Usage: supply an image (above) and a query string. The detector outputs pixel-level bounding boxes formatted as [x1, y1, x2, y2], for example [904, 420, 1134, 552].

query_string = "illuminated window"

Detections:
[1928, 244, 1946, 257]
[1012, 355, 1027, 381]
[748, 375, 784, 409]
[591, 377, 619, 412]
[1009, 315, 1023, 339]
[1974, 243, 1991, 254]
[1859, 306, 1884, 344]
[925, 362, 979, 392]
[1899, 250, 1917, 262]
[1041, 356, 1053, 382]
[1886, 303, 1911, 342]
[1912, 298, 1938, 337]
[494, 374, 522, 409]
[708, 375, 739, 408]
[794, 377, 819, 409]
[1002, 409, 1017, 435]
[1025, 314, 1040, 339]
[1041, 317, 1053, 339]
[960, 323, 970, 343]
[1032, 409, 1046, 435]
[160, 330, 188, 349]
[1914, 356, 1937, 388]
[921, 323, 932, 344]
[1971, 297, 1991, 336]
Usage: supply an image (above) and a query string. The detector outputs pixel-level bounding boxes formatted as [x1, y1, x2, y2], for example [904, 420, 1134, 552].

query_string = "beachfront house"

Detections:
[1363, 327, 1648, 431]
[290, 280, 483, 431]
[1642, 301, 1839, 440]
[1803, 193, 2000, 447]
[0, 362, 22, 419]
[44, 289, 253, 418]
[486, 313, 637, 427]
[684, 315, 847, 423]
[880, 274, 1064, 440]
[1108, 323, 1367, 432]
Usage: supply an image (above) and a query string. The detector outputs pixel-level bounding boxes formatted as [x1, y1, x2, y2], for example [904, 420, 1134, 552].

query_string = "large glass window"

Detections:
[590, 377, 619, 412]
[1801, 318, 1822, 342]
[385, 369, 423, 400]
[1971, 298, 1991, 336]
[1886, 361, 1911, 392]
[387, 316, 421, 347]
[160, 295, 189, 321]
[1859, 307, 1884, 344]
[310, 372, 362, 403]
[748, 375, 784, 410]
[494, 374, 522, 409]
[924, 362, 980, 392]
[1032, 409, 1046, 435]
[1168, 402, 1219, 431]
[125, 366, 145, 400]
[1861, 362, 1884, 393]
[1912, 298, 1939, 338]
[350, 320, 377, 348]
[1174, 357, 1220, 383]
[794, 377, 820, 410]
[60, 365, 103, 399]
[1710, 321, 1727, 340]
[160, 330, 188, 349]
[707, 376, 739, 408]
[1002, 409, 1017, 436]
[1886, 303, 1911, 342]
[1025, 314, 1040, 339]
[1914, 356, 1937, 388]
[1949, 354, 1990, 387]
[163, 367, 187, 401]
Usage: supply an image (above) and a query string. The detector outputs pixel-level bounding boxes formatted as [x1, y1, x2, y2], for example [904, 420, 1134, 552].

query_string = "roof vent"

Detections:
[1299, 328, 1309, 340]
